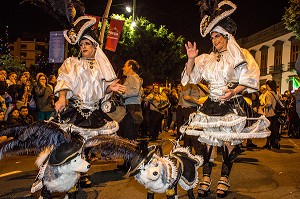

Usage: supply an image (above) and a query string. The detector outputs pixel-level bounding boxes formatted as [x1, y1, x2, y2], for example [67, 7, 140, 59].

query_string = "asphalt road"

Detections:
[0, 132, 300, 199]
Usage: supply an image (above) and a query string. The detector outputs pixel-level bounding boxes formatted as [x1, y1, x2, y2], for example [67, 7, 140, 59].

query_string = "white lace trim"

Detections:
[180, 112, 270, 146]
[57, 121, 119, 140]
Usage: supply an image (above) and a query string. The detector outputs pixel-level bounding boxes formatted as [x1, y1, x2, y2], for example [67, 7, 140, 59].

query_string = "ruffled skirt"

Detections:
[180, 96, 270, 146]
[51, 99, 119, 140]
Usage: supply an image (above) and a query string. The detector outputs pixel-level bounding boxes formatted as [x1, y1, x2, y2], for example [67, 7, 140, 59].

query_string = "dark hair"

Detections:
[19, 106, 28, 111]
[127, 60, 140, 73]
[266, 80, 277, 92]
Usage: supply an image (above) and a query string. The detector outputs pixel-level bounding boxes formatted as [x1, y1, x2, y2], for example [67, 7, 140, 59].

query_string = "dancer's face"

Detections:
[79, 39, 96, 59]
[211, 32, 228, 52]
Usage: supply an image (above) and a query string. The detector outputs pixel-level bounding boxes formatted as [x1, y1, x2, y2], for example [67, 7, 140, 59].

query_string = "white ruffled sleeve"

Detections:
[54, 57, 77, 99]
[238, 49, 260, 93]
[181, 54, 208, 86]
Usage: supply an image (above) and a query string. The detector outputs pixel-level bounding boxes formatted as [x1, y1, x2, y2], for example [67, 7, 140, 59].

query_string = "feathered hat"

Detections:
[63, 15, 99, 45]
[198, 0, 237, 37]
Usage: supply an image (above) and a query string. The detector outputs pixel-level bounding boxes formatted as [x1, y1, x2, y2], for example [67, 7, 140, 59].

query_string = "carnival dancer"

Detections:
[180, 1, 270, 197]
[53, 15, 126, 186]
[54, 16, 125, 139]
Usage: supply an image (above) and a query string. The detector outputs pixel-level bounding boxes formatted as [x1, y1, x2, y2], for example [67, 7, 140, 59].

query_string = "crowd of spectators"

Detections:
[0, 68, 56, 130]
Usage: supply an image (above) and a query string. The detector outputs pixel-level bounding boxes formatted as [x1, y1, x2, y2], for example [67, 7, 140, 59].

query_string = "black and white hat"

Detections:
[49, 142, 83, 165]
[127, 145, 158, 177]
[63, 15, 99, 45]
[198, 0, 237, 37]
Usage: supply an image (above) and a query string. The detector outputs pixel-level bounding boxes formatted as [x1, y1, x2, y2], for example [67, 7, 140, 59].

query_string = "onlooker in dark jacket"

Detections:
[19, 106, 34, 125]
[34, 74, 55, 121]
[6, 108, 20, 127]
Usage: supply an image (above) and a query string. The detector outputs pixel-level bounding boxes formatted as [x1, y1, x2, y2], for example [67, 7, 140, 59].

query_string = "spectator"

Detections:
[48, 75, 57, 92]
[6, 72, 17, 87]
[34, 73, 55, 121]
[19, 106, 34, 125]
[262, 80, 280, 149]
[180, 83, 206, 155]
[6, 108, 20, 127]
[144, 84, 168, 141]
[118, 60, 143, 140]
[0, 109, 6, 130]
[7, 72, 18, 105]
[0, 69, 8, 95]
[168, 88, 179, 135]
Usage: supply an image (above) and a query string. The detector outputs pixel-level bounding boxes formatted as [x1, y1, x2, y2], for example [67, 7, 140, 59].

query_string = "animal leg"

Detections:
[66, 185, 78, 199]
[166, 188, 176, 199]
[147, 191, 154, 199]
[41, 186, 52, 199]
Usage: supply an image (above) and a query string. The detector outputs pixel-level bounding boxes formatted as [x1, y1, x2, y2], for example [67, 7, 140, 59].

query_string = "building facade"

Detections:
[9, 35, 49, 68]
[238, 21, 300, 94]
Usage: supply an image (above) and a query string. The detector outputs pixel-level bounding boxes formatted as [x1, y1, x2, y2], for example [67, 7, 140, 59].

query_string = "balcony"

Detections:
[269, 64, 283, 74]
[260, 67, 267, 76]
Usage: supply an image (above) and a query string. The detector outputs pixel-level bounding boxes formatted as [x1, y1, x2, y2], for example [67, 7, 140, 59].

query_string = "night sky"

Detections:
[0, 0, 290, 53]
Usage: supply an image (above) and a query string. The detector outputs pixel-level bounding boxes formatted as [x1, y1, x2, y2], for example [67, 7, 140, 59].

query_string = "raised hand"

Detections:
[185, 41, 199, 59]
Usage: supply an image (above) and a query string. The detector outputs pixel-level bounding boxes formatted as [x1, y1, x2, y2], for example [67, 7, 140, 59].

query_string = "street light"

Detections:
[125, 6, 132, 13]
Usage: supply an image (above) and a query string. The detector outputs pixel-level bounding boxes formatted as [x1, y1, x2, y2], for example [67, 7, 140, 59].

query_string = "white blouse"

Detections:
[182, 48, 260, 99]
[55, 57, 116, 109]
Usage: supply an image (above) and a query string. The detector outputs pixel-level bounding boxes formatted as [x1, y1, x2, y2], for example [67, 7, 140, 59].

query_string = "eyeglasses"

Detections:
[210, 33, 223, 40]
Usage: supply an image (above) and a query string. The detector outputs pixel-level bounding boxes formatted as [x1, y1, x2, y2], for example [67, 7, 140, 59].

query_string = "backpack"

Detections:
[270, 92, 285, 116]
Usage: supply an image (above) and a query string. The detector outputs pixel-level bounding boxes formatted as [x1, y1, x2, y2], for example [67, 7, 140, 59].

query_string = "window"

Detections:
[272, 40, 284, 73]
[291, 41, 300, 63]
[261, 51, 267, 68]
[21, 44, 27, 49]
[259, 45, 269, 69]
[20, 52, 27, 57]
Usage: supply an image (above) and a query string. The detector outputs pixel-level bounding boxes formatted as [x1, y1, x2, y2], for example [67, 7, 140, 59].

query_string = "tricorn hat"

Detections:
[198, 0, 237, 37]
[49, 142, 83, 165]
[63, 15, 99, 45]
[126, 145, 158, 177]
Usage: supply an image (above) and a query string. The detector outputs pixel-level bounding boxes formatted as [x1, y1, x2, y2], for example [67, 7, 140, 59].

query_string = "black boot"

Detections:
[187, 189, 195, 199]
[217, 145, 241, 198]
[198, 145, 213, 198]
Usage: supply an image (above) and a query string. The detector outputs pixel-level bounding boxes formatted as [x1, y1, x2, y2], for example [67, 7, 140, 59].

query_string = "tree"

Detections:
[0, 54, 26, 73]
[104, 15, 186, 86]
[283, 0, 300, 38]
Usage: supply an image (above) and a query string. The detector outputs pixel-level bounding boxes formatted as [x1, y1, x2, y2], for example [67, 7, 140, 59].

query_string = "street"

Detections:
[0, 132, 300, 199]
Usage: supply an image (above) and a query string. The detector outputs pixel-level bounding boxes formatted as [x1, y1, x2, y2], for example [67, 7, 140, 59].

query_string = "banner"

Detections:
[49, 31, 65, 63]
[105, 19, 125, 52]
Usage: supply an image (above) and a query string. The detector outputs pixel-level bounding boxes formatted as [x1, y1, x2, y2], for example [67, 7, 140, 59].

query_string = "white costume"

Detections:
[180, 27, 270, 146]
[54, 36, 119, 139]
